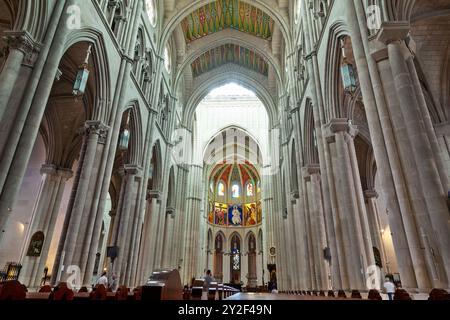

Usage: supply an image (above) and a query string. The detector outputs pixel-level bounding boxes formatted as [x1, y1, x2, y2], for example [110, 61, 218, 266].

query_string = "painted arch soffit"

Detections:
[180, 0, 275, 44]
[190, 43, 269, 78]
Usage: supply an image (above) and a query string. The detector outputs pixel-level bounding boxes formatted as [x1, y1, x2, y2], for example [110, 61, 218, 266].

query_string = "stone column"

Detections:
[364, 191, 385, 263]
[20, 165, 72, 288]
[301, 169, 315, 290]
[309, 166, 329, 290]
[0, 0, 74, 234]
[303, 6, 342, 290]
[0, 32, 35, 122]
[161, 211, 175, 268]
[324, 119, 372, 290]
[137, 197, 158, 285]
[171, 165, 188, 270]
[111, 165, 141, 285]
[378, 23, 450, 288]
[406, 56, 449, 192]
[181, 165, 203, 283]
[56, 121, 108, 285]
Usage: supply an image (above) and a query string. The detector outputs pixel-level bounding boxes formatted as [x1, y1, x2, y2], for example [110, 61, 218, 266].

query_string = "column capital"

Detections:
[434, 121, 450, 136]
[166, 206, 175, 216]
[364, 190, 379, 199]
[40, 164, 73, 179]
[147, 190, 162, 200]
[40, 164, 58, 176]
[123, 164, 143, 176]
[377, 21, 410, 45]
[3, 30, 41, 66]
[57, 168, 74, 180]
[301, 164, 321, 180]
[84, 120, 109, 143]
[324, 118, 358, 142]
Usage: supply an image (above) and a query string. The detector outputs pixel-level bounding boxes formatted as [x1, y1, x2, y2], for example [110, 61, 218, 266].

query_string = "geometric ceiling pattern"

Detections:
[191, 43, 269, 77]
[181, 0, 274, 44]
[211, 163, 260, 186]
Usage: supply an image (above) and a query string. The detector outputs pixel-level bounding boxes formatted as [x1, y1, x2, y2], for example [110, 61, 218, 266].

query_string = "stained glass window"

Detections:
[232, 184, 240, 198]
[164, 46, 171, 73]
[218, 182, 225, 196]
[145, 0, 157, 27]
[246, 182, 253, 197]
[232, 249, 240, 271]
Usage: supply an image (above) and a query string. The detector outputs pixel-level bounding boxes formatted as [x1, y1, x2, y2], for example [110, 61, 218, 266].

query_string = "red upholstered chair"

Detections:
[90, 284, 107, 300]
[50, 282, 74, 301]
[368, 289, 382, 300]
[39, 285, 52, 293]
[428, 288, 450, 301]
[337, 290, 347, 298]
[351, 290, 362, 299]
[115, 286, 129, 300]
[0, 280, 27, 300]
[394, 289, 412, 300]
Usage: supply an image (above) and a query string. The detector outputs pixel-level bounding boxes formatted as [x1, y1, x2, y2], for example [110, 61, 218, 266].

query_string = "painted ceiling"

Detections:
[191, 43, 269, 77]
[212, 163, 259, 186]
[181, 0, 274, 44]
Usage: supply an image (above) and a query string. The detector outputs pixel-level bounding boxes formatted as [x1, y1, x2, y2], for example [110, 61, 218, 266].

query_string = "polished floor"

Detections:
[225, 293, 355, 300]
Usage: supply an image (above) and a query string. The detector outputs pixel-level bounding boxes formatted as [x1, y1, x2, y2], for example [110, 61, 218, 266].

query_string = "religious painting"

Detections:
[228, 204, 243, 226]
[244, 203, 257, 226]
[257, 201, 262, 224]
[208, 201, 214, 224]
[246, 182, 253, 197]
[26, 231, 45, 257]
[214, 203, 228, 226]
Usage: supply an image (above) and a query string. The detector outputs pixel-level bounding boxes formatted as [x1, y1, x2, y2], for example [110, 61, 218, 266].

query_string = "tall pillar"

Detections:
[0, 32, 34, 122]
[54, 121, 108, 286]
[0, 0, 74, 236]
[377, 22, 450, 288]
[20, 165, 72, 288]
[110, 165, 141, 285]
[324, 119, 373, 290]
[309, 166, 329, 290]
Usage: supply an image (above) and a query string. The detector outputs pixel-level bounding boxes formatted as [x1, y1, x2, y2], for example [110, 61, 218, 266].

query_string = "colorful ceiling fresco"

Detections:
[181, 0, 274, 44]
[191, 43, 269, 77]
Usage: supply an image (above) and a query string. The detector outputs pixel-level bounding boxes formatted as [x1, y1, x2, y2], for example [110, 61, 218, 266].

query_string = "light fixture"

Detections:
[73, 45, 92, 96]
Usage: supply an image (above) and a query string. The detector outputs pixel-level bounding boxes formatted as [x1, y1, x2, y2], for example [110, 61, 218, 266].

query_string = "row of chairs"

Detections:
[0, 280, 141, 301]
[184, 280, 240, 300]
[280, 288, 450, 300]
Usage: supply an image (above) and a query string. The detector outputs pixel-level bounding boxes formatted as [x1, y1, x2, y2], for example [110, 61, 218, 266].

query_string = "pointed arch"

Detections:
[123, 100, 144, 166]
[149, 140, 163, 191]
[65, 28, 112, 124]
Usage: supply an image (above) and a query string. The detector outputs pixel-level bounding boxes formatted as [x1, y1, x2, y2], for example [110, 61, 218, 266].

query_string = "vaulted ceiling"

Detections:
[191, 43, 269, 78]
[163, 0, 290, 120]
[181, 0, 274, 44]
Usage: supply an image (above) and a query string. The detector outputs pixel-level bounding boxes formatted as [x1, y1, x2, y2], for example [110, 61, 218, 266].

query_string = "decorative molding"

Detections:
[376, 21, 410, 45]
[3, 30, 41, 67]
[324, 118, 358, 143]
[84, 120, 109, 144]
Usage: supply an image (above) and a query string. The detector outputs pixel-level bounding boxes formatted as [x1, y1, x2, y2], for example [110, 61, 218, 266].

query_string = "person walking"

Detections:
[96, 272, 108, 288]
[383, 277, 396, 300]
